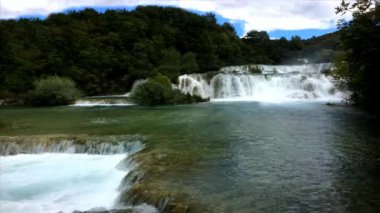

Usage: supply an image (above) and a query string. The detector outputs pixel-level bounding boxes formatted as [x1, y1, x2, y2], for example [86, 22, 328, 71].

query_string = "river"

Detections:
[1, 64, 380, 212]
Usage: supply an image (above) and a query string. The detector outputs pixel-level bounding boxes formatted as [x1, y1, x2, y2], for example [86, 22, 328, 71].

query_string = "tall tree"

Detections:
[334, 0, 380, 111]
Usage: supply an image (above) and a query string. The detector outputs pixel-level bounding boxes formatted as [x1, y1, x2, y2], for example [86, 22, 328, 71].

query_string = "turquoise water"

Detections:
[0, 153, 127, 213]
[1, 102, 379, 212]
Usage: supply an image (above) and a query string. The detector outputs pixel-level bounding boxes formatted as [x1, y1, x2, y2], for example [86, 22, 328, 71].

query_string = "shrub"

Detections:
[131, 80, 172, 106]
[168, 89, 206, 104]
[27, 76, 82, 106]
[131, 74, 208, 106]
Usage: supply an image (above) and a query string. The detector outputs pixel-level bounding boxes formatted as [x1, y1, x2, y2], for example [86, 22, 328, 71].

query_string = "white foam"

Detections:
[0, 153, 128, 213]
[178, 63, 347, 103]
[72, 100, 135, 107]
[123, 79, 148, 97]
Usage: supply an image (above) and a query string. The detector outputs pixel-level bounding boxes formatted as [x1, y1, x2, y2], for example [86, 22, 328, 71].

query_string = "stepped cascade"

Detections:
[0, 136, 157, 213]
[177, 63, 346, 102]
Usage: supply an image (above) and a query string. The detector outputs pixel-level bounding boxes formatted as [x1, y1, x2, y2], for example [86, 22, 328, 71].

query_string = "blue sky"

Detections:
[268, 29, 337, 40]
[1, 0, 345, 39]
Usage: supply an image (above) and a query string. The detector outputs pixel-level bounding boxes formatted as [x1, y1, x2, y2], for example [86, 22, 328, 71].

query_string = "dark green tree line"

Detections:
[0, 6, 338, 103]
[334, 0, 380, 112]
[0, 7, 247, 98]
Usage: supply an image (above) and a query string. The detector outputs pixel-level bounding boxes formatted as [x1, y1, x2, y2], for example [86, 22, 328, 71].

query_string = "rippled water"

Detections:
[1, 102, 379, 212]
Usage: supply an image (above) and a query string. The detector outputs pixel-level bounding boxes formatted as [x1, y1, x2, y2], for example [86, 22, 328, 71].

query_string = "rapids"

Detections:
[0, 153, 127, 213]
[0, 136, 156, 213]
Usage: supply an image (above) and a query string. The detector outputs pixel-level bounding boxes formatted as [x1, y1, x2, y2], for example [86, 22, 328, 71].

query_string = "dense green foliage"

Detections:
[302, 33, 341, 63]
[131, 74, 207, 106]
[0, 6, 340, 102]
[0, 7, 245, 98]
[333, 1, 380, 112]
[26, 76, 82, 106]
[241, 30, 340, 64]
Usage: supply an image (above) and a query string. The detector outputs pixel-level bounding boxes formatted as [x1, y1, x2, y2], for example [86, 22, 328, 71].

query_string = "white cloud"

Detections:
[0, 0, 349, 34]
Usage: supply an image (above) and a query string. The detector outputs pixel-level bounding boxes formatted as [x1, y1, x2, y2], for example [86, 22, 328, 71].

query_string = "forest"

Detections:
[0, 6, 339, 102]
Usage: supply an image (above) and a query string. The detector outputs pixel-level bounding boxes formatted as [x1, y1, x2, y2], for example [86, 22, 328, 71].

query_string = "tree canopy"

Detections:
[333, 0, 380, 112]
[0, 6, 338, 101]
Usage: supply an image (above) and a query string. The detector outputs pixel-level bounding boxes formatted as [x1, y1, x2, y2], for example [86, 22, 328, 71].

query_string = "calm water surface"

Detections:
[1, 102, 379, 212]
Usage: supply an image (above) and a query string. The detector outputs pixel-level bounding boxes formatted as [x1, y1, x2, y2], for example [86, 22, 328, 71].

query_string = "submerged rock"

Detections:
[118, 148, 211, 213]
[0, 135, 208, 212]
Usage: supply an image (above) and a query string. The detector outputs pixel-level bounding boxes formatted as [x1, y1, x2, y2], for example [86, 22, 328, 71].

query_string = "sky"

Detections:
[0, 0, 351, 39]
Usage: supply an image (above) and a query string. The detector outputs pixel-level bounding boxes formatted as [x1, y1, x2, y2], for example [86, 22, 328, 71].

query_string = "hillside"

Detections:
[0, 6, 340, 98]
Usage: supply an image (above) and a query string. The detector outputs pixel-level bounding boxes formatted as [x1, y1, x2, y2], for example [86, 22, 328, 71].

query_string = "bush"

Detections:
[168, 89, 208, 104]
[27, 76, 82, 106]
[131, 74, 208, 106]
[131, 80, 172, 106]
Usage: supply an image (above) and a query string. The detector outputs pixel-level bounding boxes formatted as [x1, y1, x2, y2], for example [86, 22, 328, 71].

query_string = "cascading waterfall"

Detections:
[178, 63, 346, 102]
[72, 80, 147, 106]
[124, 79, 148, 97]
[0, 135, 157, 213]
[73, 63, 346, 106]
[0, 135, 145, 156]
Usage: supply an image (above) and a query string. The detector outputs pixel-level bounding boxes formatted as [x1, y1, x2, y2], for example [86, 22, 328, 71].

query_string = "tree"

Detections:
[242, 30, 272, 63]
[131, 73, 207, 106]
[204, 13, 217, 24]
[334, 1, 380, 111]
[155, 49, 182, 82]
[131, 78, 172, 106]
[27, 76, 82, 106]
[335, 0, 375, 16]
[181, 52, 199, 74]
[244, 30, 270, 41]
[290, 36, 304, 51]
[222, 23, 236, 34]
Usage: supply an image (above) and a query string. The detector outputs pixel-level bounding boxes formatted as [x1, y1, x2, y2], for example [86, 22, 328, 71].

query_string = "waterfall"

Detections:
[72, 80, 147, 106]
[177, 63, 346, 102]
[0, 135, 157, 213]
[124, 79, 148, 97]
[73, 99, 134, 107]
[0, 135, 145, 156]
